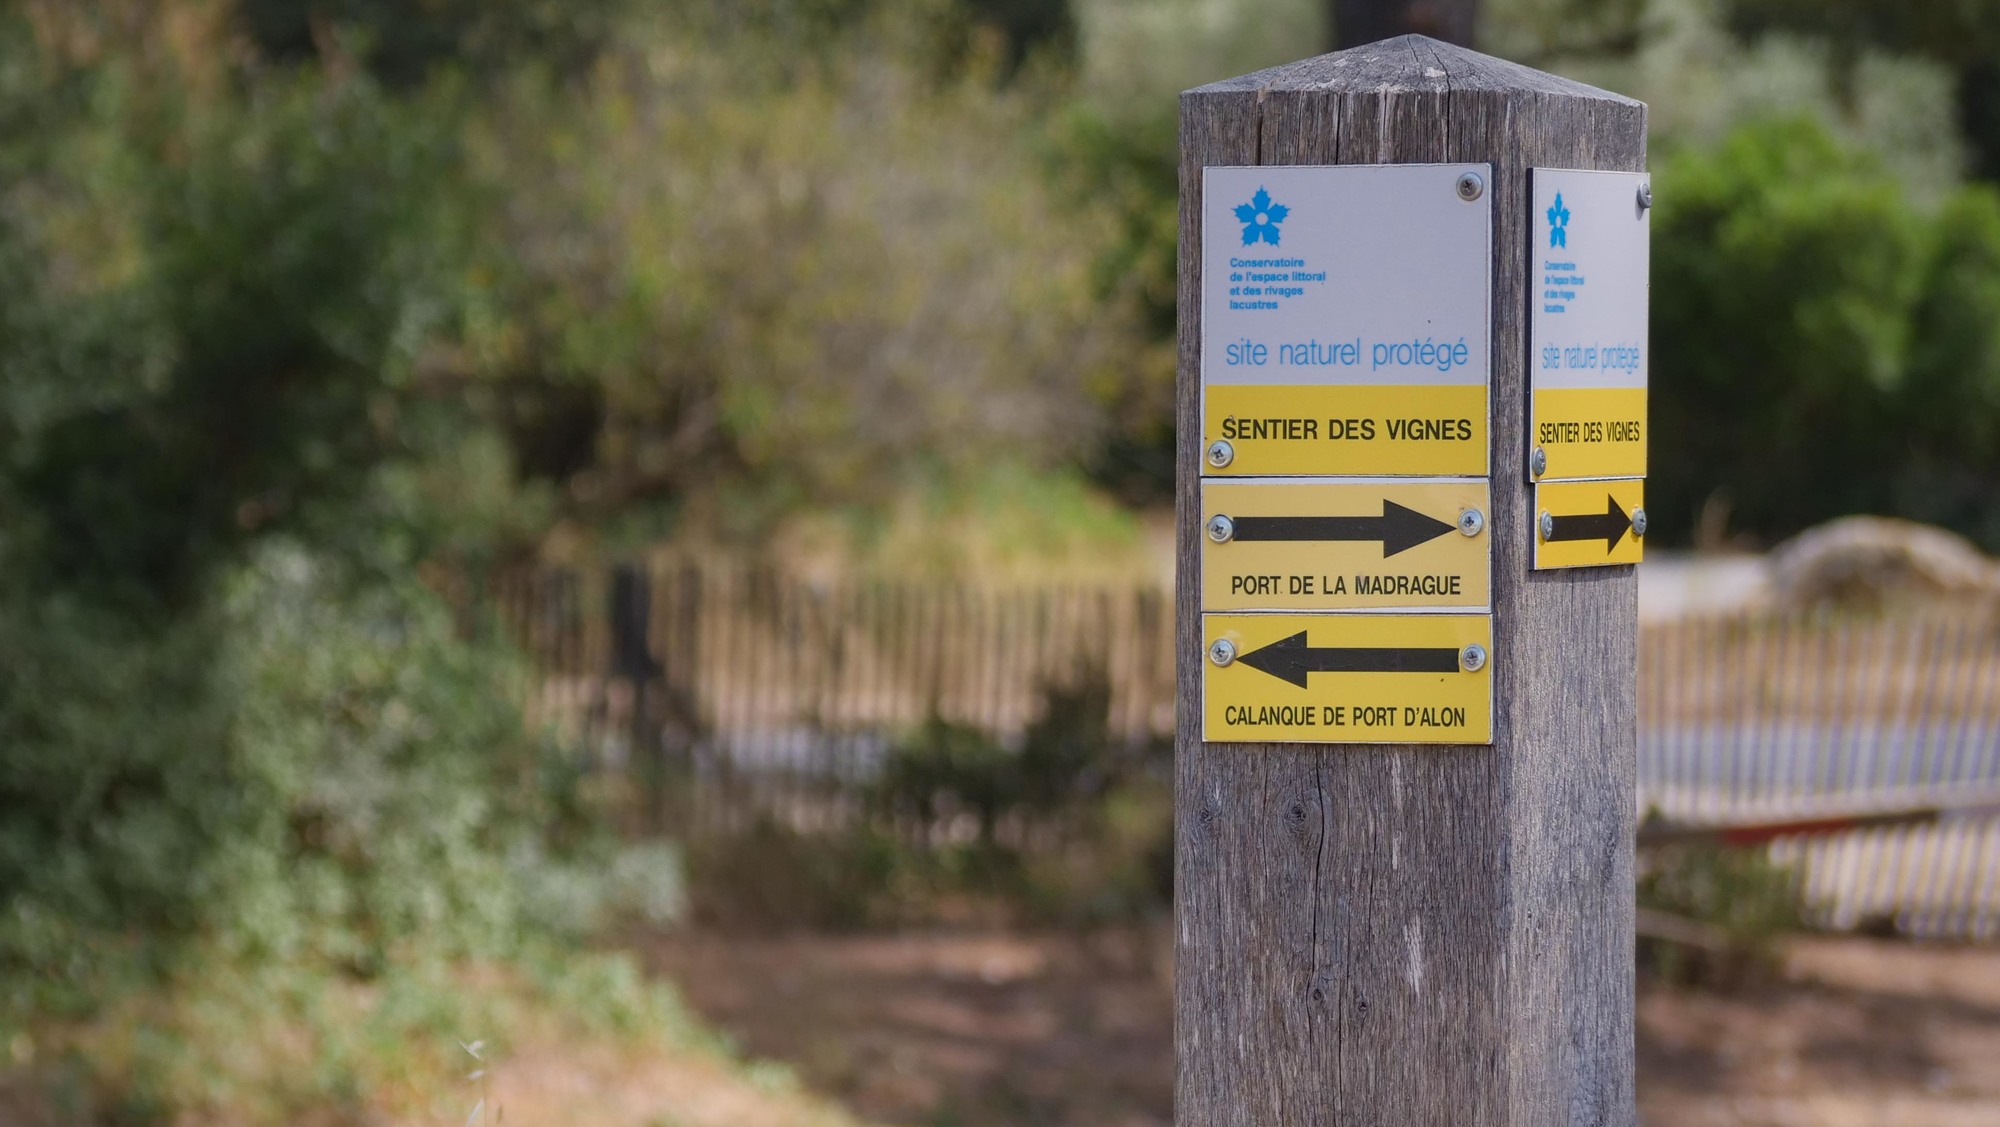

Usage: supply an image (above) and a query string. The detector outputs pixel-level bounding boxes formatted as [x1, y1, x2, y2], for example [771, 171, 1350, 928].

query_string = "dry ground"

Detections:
[382, 1038, 870, 1127]
[643, 927, 2000, 1127]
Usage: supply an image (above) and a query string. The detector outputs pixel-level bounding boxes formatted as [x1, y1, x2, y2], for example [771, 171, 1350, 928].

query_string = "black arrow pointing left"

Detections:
[1230, 499, 1456, 557]
[1545, 495, 1634, 552]
[1236, 631, 1461, 688]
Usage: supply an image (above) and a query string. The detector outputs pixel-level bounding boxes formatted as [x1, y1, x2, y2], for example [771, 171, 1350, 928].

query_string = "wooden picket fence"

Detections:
[1639, 610, 2000, 939]
[494, 559, 2000, 938]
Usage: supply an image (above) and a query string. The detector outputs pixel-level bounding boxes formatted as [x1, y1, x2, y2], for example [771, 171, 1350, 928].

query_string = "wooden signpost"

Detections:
[1176, 36, 1646, 1125]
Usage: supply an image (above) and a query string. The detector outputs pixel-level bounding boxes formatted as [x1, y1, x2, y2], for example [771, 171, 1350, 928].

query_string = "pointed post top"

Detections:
[1185, 34, 1641, 106]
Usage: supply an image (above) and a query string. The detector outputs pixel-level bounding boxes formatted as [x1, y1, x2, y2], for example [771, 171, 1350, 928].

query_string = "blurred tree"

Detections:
[0, 29, 606, 1037]
[1331, 0, 1478, 49]
[975, 0, 1074, 58]
[2, 72, 461, 608]
[1650, 118, 1923, 544]
[1478, 0, 1650, 63]
[1048, 103, 1178, 505]
[1649, 116, 2000, 548]
[1723, 0, 2000, 180]
[235, 0, 624, 84]
[644, 0, 1075, 76]
[455, 24, 1133, 536]
[1894, 187, 2000, 541]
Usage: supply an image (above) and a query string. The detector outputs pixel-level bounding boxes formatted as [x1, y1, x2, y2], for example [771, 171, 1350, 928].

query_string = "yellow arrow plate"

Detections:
[1201, 479, 1490, 612]
[1203, 613, 1493, 745]
[1533, 478, 1645, 570]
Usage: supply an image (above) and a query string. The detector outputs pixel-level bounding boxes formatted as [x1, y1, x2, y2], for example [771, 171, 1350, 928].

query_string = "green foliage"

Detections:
[1723, 0, 2000, 177]
[236, 0, 626, 85]
[1651, 116, 2000, 547]
[0, 551, 587, 1008]
[0, 29, 671, 1119]
[429, 6, 1140, 539]
[1898, 189, 2000, 531]
[1, 65, 463, 606]
[689, 678, 1171, 930]
[1638, 841, 1811, 988]
[1651, 117, 1924, 540]
[873, 678, 1119, 842]
[0, 13, 1143, 1073]
[875, 719, 1026, 844]
[1046, 102, 1179, 503]
[12, 943, 709, 1123]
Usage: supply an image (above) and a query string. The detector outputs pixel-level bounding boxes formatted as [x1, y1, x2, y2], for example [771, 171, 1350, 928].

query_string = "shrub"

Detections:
[0, 547, 609, 1008]
[1651, 116, 2000, 548]
[1637, 839, 1812, 988]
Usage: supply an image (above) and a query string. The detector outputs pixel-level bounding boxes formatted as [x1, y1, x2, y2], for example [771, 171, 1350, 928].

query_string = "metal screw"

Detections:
[1539, 510, 1554, 541]
[1456, 171, 1484, 202]
[1636, 181, 1653, 212]
[1460, 644, 1487, 673]
[1530, 446, 1548, 477]
[1457, 508, 1485, 537]
[1208, 638, 1237, 667]
[1206, 514, 1236, 543]
[1631, 507, 1648, 538]
[1206, 439, 1235, 469]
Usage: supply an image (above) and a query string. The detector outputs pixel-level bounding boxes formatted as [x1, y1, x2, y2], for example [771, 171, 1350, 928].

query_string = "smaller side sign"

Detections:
[1533, 478, 1645, 569]
[1530, 168, 1649, 482]
[1204, 613, 1492, 745]
[1201, 478, 1490, 611]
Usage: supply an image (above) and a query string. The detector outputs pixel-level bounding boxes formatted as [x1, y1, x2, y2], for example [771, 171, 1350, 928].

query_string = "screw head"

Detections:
[1208, 638, 1236, 667]
[1460, 644, 1487, 673]
[1206, 514, 1235, 543]
[1205, 439, 1235, 469]
[1530, 446, 1548, 478]
[1631, 507, 1648, 538]
[1456, 171, 1485, 202]
[1539, 510, 1554, 541]
[1637, 182, 1653, 212]
[1457, 508, 1485, 537]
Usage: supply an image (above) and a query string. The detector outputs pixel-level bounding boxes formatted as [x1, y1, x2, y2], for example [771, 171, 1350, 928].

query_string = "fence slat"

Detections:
[497, 563, 2000, 939]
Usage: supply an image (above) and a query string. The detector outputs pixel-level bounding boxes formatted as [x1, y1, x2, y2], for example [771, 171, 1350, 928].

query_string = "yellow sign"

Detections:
[1202, 479, 1489, 611]
[1204, 385, 1488, 477]
[1531, 387, 1646, 480]
[1204, 614, 1492, 745]
[1533, 478, 1645, 570]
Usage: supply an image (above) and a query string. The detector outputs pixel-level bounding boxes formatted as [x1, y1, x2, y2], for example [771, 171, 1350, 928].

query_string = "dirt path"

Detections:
[645, 929, 1172, 1125]
[644, 927, 2000, 1126]
[1640, 936, 2000, 1126]
[402, 1038, 869, 1127]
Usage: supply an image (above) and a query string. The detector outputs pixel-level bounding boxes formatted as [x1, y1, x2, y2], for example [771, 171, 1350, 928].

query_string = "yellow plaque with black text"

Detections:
[1201, 479, 1489, 611]
[1202, 165, 1492, 478]
[1533, 478, 1645, 570]
[1203, 614, 1492, 745]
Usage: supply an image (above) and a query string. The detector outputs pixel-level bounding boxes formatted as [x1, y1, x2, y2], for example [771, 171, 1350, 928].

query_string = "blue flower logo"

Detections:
[1547, 192, 1571, 249]
[1234, 187, 1289, 247]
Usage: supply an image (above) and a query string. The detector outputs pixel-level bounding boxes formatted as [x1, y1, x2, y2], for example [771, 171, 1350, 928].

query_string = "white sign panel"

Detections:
[1529, 168, 1650, 482]
[1200, 164, 1492, 477]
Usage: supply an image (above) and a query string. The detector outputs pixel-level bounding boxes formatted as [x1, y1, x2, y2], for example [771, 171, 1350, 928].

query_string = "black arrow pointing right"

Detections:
[1229, 499, 1456, 557]
[1545, 495, 1634, 552]
[1236, 631, 1461, 688]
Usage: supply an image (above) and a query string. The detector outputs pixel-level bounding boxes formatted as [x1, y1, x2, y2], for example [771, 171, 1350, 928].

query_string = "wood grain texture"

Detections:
[1174, 36, 1645, 1127]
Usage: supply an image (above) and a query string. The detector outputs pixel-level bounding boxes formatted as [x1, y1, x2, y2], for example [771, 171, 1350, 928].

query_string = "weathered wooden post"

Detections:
[1176, 36, 1650, 1124]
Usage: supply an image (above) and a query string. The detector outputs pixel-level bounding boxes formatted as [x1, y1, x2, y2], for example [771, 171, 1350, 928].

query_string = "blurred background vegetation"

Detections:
[3, 0, 2000, 1120]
